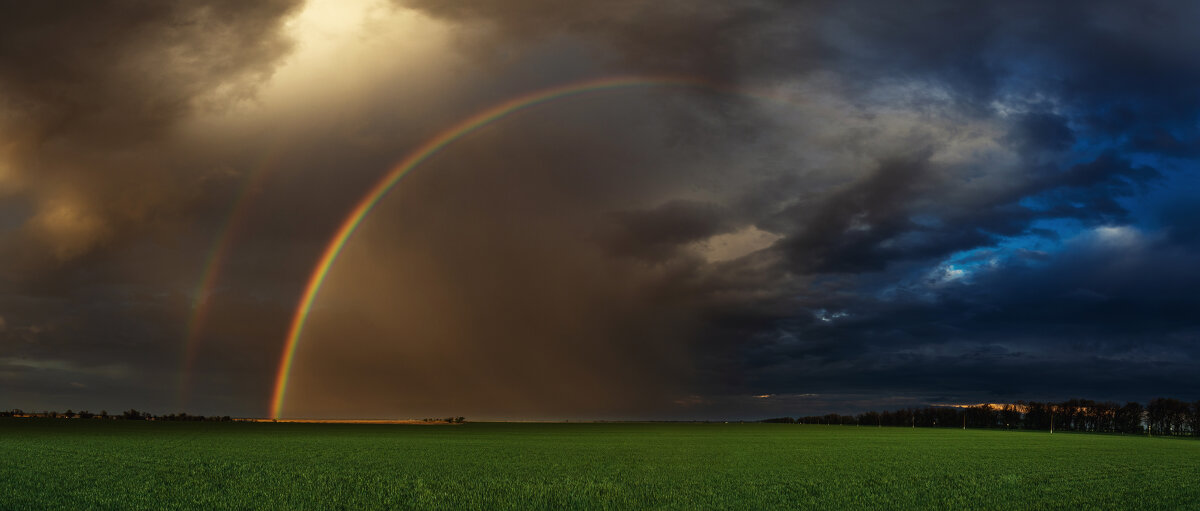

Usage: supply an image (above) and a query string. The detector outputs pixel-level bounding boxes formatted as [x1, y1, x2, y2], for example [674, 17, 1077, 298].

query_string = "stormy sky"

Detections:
[3, 0, 1200, 419]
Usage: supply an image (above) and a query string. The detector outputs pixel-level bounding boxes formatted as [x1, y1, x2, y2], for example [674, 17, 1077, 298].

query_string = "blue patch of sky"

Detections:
[1120, 154, 1200, 231]
[947, 160, 1198, 279]
[937, 218, 1080, 278]
[1066, 115, 1200, 231]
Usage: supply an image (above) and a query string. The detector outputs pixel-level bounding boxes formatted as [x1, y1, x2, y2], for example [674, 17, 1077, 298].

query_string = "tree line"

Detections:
[1, 408, 235, 422]
[761, 397, 1200, 436]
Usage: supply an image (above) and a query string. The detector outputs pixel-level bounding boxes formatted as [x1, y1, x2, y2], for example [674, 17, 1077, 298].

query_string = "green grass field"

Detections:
[1, 419, 1196, 510]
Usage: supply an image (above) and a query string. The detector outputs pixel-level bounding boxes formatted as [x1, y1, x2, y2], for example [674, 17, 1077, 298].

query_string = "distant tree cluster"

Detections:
[1, 408, 233, 422]
[422, 417, 466, 424]
[143, 410, 234, 422]
[761, 397, 1200, 436]
[763, 414, 857, 425]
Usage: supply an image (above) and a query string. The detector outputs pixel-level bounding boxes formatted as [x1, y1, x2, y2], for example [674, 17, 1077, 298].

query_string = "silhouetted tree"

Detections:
[1189, 401, 1200, 437]
[965, 405, 998, 428]
[1000, 405, 1021, 429]
[1114, 402, 1144, 434]
[1022, 402, 1049, 430]
[1146, 398, 1190, 435]
[1089, 401, 1118, 433]
[858, 411, 880, 427]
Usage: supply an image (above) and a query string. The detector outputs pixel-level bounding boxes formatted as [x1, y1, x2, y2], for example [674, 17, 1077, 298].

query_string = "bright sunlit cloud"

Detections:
[697, 225, 782, 263]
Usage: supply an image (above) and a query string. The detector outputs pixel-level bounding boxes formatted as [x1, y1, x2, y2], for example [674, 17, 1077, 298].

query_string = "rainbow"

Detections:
[178, 145, 283, 408]
[269, 75, 808, 419]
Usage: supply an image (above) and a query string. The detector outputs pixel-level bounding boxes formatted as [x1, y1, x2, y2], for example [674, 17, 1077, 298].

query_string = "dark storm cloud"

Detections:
[739, 227, 1200, 405]
[760, 148, 1159, 277]
[817, 2, 1200, 122]
[0, 1, 300, 141]
[603, 200, 735, 261]
[0, 0, 301, 269]
[387, 0, 1200, 412]
[773, 153, 954, 274]
[0, 0, 302, 414]
[1005, 113, 1074, 153]
[1127, 130, 1200, 159]
[6, 0, 1200, 419]
[394, 0, 815, 80]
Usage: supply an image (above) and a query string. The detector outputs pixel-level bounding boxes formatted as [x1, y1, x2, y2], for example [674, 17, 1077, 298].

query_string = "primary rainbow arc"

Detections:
[269, 75, 804, 419]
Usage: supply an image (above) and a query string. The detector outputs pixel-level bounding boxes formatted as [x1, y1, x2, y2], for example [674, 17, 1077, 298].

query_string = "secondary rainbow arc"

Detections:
[178, 143, 285, 408]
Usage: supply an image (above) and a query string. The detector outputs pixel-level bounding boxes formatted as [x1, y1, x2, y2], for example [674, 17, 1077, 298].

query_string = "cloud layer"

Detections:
[2, 0, 1199, 418]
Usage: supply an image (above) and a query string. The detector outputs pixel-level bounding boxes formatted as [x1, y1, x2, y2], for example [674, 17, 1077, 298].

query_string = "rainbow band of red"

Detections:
[269, 75, 792, 419]
[179, 144, 284, 408]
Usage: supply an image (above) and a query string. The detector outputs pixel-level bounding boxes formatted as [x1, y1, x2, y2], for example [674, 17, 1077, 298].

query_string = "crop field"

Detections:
[1, 420, 1197, 510]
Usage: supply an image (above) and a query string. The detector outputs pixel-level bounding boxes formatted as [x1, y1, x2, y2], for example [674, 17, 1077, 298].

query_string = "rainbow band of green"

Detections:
[269, 74, 794, 419]
[179, 143, 284, 409]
